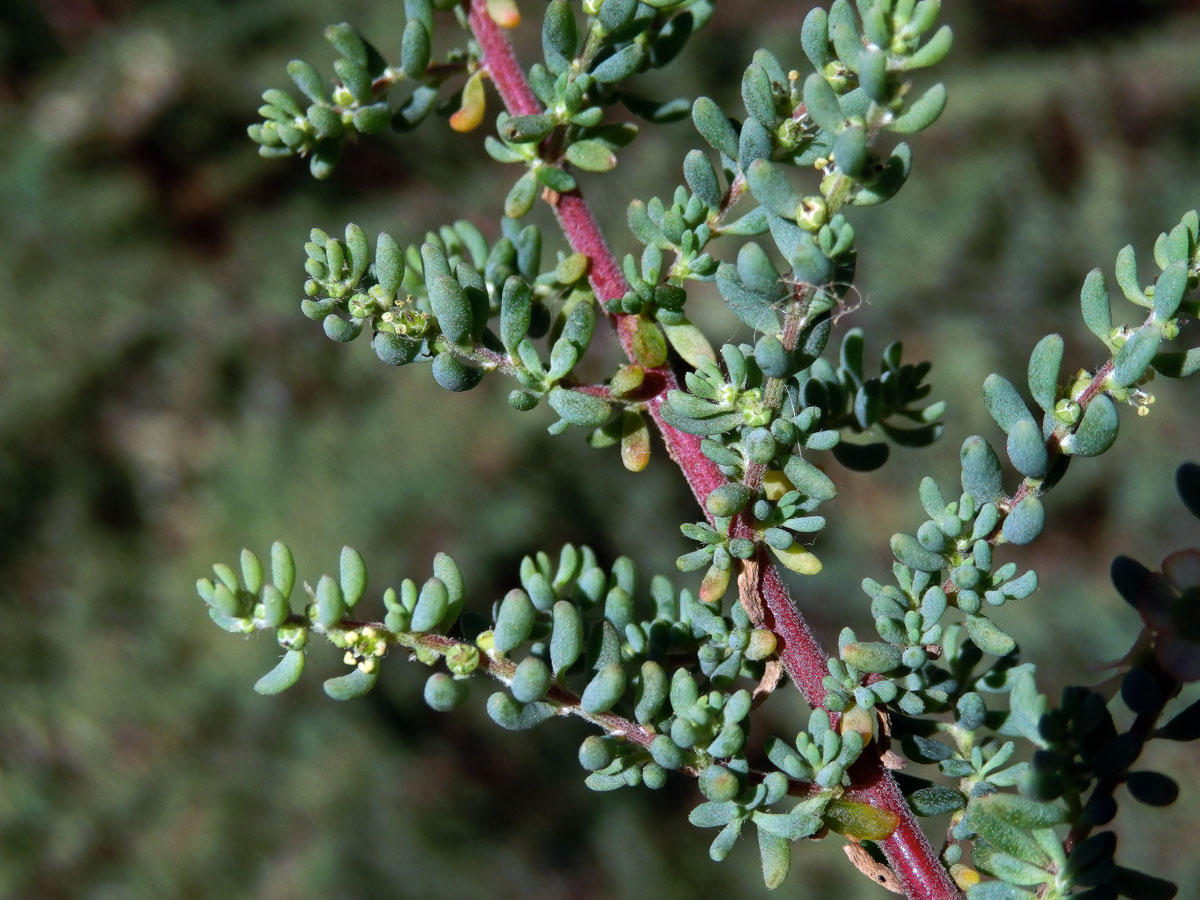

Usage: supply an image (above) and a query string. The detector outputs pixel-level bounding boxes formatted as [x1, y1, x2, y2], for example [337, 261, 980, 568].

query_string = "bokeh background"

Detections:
[3, 1, 1200, 897]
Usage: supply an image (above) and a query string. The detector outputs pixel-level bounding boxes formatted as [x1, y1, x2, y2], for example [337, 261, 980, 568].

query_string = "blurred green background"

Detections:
[3, 1, 1200, 897]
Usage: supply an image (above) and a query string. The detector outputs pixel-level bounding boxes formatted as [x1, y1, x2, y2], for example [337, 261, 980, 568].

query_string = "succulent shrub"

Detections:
[202, 2, 1200, 898]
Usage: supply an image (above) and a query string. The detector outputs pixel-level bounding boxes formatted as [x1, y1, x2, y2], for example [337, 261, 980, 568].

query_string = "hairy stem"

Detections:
[467, 4, 960, 898]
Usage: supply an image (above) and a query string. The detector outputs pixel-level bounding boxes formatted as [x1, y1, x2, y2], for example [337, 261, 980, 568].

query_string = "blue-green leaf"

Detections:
[757, 824, 791, 889]
[323, 666, 378, 700]
[424, 672, 469, 711]
[890, 82, 947, 134]
[746, 159, 798, 218]
[1002, 496, 1045, 545]
[965, 615, 1015, 656]
[800, 8, 829, 71]
[983, 373, 1033, 435]
[548, 386, 611, 428]
[1080, 268, 1112, 344]
[1006, 418, 1049, 478]
[486, 692, 556, 730]
[803, 71, 843, 133]
[1152, 260, 1189, 319]
[254, 650, 305, 695]
[1064, 394, 1118, 457]
[961, 436, 1004, 504]
[1112, 325, 1163, 387]
[1026, 334, 1063, 414]
[1115, 244, 1147, 305]
[493, 588, 536, 653]
[692, 96, 738, 160]
[580, 663, 627, 713]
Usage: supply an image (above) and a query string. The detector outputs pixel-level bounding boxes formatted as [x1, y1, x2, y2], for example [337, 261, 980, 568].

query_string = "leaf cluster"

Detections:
[249, 7, 455, 178]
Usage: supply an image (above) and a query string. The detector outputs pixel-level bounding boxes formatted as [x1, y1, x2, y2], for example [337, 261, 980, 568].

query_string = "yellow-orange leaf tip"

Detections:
[450, 72, 486, 133]
[487, 0, 521, 28]
[950, 865, 981, 890]
[620, 411, 651, 472]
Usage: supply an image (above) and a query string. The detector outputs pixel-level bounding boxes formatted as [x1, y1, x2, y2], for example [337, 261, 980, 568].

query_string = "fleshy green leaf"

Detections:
[784, 456, 837, 502]
[428, 274, 473, 343]
[401, 18, 431, 76]
[803, 71, 843, 133]
[1006, 418, 1049, 478]
[550, 600, 584, 675]
[1152, 260, 1189, 319]
[631, 317, 668, 368]
[1115, 244, 1147, 305]
[965, 615, 1016, 656]
[842, 641, 902, 674]
[900, 24, 953, 70]
[1152, 347, 1200, 378]
[580, 663, 627, 713]
[323, 666, 378, 700]
[493, 588, 536, 653]
[746, 159, 798, 218]
[287, 59, 327, 104]
[683, 149, 722, 209]
[410, 577, 449, 632]
[1080, 268, 1112, 344]
[890, 82, 947, 134]
[339, 546, 366, 607]
[565, 140, 618, 173]
[486, 692, 556, 730]
[254, 650, 305, 695]
[424, 672, 469, 711]
[505, 171, 538, 219]
[548, 386, 611, 428]
[909, 784, 967, 816]
[973, 845, 1053, 887]
[692, 96, 738, 159]
[891, 532, 946, 573]
[961, 436, 1004, 504]
[1026, 334, 1063, 414]
[315, 574, 345, 628]
[800, 7, 829, 71]
[663, 320, 717, 368]
[982, 373, 1033, 435]
[1112, 325, 1163, 387]
[757, 824, 791, 889]
[592, 44, 644, 83]
[271, 541, 295, 600]
[1064, 395, 1118, 457]
[973, 792, 1067, 829]
[1002, 496, 1045, 545]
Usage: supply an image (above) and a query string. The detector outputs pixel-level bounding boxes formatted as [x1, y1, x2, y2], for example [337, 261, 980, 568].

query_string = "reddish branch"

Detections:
[467, 4, 961, 898]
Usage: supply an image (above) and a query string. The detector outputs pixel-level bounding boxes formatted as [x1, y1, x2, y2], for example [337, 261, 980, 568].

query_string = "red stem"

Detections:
[467, 4, 960, 898]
